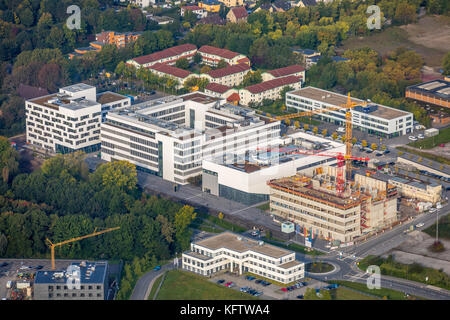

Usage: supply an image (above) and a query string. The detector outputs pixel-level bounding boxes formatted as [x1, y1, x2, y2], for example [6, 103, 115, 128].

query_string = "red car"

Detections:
[439, 144, 445, 147]
[281, 288, 288, 292]
[225, 282, 234, 287]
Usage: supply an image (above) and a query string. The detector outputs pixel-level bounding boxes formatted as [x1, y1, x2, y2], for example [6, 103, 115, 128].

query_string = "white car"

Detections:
[417, 134, 424, 139]
[336, 127, 345, 133]
[429, 208, 437, 213]
[408, 136, 418, 141]
[416, 223, 425, 228]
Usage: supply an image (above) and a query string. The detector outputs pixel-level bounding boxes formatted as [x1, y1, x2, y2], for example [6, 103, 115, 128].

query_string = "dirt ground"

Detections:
[386, 231, 450, 275]
[338, 15, 450, 69]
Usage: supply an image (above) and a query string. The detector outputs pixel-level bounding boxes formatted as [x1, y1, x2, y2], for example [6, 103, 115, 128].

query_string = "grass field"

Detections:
[424, 214, 450, 240]
[148, 273, 164, 300]
[408, 127, 450, 149]
[332, 286, 379, 300]
[329, 280, 419, 300]
[155, 270, 258, 300]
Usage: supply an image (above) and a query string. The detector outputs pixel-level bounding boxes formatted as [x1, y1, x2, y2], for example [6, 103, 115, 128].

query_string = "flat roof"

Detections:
[60, 83, 95, 93]
[34, 261, 107, 285]
[289, 87, 410, 120]
[194, 232, 293, 259]
[97, 92, 128, 104]
[29, 94, 99, 111]
[407, 79, 450, 100]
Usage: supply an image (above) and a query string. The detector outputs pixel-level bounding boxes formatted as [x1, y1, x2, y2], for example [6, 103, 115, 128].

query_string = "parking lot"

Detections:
[208, 272, 328, 300]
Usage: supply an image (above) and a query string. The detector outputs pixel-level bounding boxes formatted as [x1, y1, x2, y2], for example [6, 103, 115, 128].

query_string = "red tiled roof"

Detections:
[230, 7, 248, 19]
[207, 63, 251, 78]
[237, 57, 251, 65]
[205, 82, 231, 94]
[198, 45, 241, 60]
[267, 65, 305, 78]
[243, 76, 301, 94]
[148, 63, 193, 79]
[132, 44, 197, 65]
[183, 5, 202, 11]
[227, 93, 240, 102]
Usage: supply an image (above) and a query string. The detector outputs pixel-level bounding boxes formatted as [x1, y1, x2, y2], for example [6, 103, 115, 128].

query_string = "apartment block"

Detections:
[95, 31, 141, 48]
[202, 63, 251, 87]
[239, 76, 302, 106]
[261, 65, 305, 82]
[204, 83, 238, 101]
[127, 44, 197, 68]
[286, 87, 414, 138]
[148, 63, 198, 89]
[182, 232, 304, 284]
[100, 92, 281, 185]
[198, 45, 251, 67]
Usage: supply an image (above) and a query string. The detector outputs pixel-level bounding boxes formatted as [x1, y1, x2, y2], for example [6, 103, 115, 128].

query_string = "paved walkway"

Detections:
[130, 264, 174, 300]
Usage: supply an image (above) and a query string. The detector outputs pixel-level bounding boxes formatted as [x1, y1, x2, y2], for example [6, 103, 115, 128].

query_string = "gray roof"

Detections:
[34, 261, 108, 285]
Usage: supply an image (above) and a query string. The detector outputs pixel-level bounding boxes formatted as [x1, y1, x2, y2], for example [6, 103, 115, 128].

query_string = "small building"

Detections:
[294, 0, 317, 7]
[182, 231, 305, 283]
[226, 6, 248, 23]
[218, 0, 245, 7]
[33, 261, 109, 300]
[405, 79, 450, 109]
[291, 48, 321, 69]
[261, 65, 305, 82]
[197, 14, 226, 25]
[424, 128, 439, 137]
[239, 75, 302, 106]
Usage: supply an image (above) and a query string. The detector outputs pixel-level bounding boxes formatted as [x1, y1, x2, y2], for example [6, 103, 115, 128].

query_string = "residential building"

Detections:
[26, 83, 103, 154]
[197, 14, 226, 25]
[202, 132, 345, 205]
[181, 5, 208, 18]
[261, 65, 305, 82]
[286, 87, 414, 138]
[255, 0, 291, 12]
[127, 44, 197, 68]
[34, 261, 109, 300]
[389, 176, 442, 205]
[148, 15, 175, 25]
[129, 0, 153, 8]
[294, 0, 317, 7]
[405, 79, 450, 109]
[100, 92, 281, 184]
[95, 31, 142, 48]
[202, 63, 251, 87]
[182, 231, 304, 283]
[147, 63, 197, 89]
[204, 83, 238, 100]
[199, 0, 222, 12]
[291, 48, 321, 69]
[226, 6, 248, 23]
[268, 168, 398, 242]
[239, 75, 302, 106]
[218, 0, 245, 7]
[198, 45, 250, 67]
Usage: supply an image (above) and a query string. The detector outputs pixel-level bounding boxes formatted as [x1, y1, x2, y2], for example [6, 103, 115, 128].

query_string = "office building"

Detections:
[286, 87, 414, 138]
[182, 231, 304, 284]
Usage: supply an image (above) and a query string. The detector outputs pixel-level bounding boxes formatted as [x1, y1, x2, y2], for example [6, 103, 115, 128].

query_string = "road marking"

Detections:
[184, 193, 203, 200]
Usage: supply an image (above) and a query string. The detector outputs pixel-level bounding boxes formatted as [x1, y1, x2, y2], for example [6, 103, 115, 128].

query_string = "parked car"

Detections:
[408, 136, 418, 141]
[417, 134, 424, 139]
[255, 279, 263, 284]
[0, 262, 8, 267]
[336, 127, 345, 133]
[253, 291, 262, 297]
[439, 144, 445, 147]
[217, 279, 225, 284]
[225, 282, 234, 287]
[240, 286, 249, 293]
[429, 208, 437, 213]
[416, 223, 425, 228]
[384, 149, 390, 154]
[245, 275, 256, 281]
[296, 295, 304, 299]
[281, 288, 288, 292]
[376, 152, 383, 157]
[35, 265, 44, 270]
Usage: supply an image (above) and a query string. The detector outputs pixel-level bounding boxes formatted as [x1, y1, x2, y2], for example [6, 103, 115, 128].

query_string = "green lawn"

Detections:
[357, 255, 450, 291]
[148, 273, 164, 300]
[332, 287, 379, 300]
[155, 270, 257, 300]
[329, 280, 419, 300]
[423, 214, 450, 240]
[408, 127, 450, 149]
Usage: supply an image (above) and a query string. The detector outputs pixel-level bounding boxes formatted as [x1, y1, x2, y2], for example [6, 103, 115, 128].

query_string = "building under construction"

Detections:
[267, 166, 398, 243]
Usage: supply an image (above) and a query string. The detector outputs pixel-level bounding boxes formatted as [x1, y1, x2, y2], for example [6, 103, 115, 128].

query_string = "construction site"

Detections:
[267, 166, 399, 243]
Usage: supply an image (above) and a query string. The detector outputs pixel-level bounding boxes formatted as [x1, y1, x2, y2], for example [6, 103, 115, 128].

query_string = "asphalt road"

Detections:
[130, 262, 175, 300]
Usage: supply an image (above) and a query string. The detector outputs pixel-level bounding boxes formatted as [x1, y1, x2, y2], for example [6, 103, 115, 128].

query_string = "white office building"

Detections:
[100, 92, 281, 184]
[182, 231, 305, 284]
[26, 84, 130, 154]
[286, 87, 414, 138]
[202, 132, 345, 205]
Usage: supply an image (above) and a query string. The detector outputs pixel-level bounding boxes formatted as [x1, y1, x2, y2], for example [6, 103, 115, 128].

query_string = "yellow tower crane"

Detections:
[271, 93, 369, 180]
[46, 227, 120, 270]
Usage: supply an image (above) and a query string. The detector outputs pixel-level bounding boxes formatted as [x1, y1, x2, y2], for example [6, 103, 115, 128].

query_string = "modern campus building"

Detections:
[261, 65, 305, 82]
[239, 76, 302, 106]
[202, 132, 345, 205]
[405, 78, 450, 109]
[267, 167, 398, 242]
[100, 92, 281, 184]
[286, 87, 414, 138]
[182, 231, 304, 284]
[97, 91, 132, 122]
[34, 261, 109, 300]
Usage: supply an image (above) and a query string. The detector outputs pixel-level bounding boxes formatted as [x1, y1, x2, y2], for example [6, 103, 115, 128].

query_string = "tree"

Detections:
[352, 137, 357, 145]
[443, 52, 450, 76]
[285, 119, 291, 126]
[313, 127, 318, 135]
[331, 132, 338, 140]
[394, 2, 417, 25]
[304, 124, 309, 131]
[200, 65, 212, 74]
[217, 60, 228, 69]
[92, 161, 138, 191]
[175, 58, 190, 70]
[371, 143, 378, 151]
[295, 121, 300, 128]
[243, 70, 262, 87]
[193, 52, 202, 64]
[362, 140, 368, 148]
[218, 212, 224, 220]
[322, 129, 328, 136]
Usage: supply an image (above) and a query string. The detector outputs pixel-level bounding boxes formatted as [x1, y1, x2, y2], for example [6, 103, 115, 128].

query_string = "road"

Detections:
[130, 263, 175, 300]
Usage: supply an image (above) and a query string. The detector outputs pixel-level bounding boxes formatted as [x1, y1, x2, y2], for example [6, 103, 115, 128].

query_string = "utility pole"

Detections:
[436, 209, 439, 243]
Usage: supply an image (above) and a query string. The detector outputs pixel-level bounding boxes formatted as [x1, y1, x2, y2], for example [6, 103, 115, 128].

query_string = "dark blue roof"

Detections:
[332, 56, 349, 62]
[406, 79, 450, 101]
[292, 48, 320, 56]
[34, 261, 108, 285]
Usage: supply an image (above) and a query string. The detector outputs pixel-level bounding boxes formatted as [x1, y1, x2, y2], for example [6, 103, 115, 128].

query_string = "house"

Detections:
[148, 16, 175, 25]
[239, 75, 302, 106]
[261, 65, 305, 82]
[197, 14, 226, 25]
[218, 0, 245, 7]
[147, 63, 198, 89]
[198, 45, 250, 67]
[202, 63, 251, 87]
[295, 0, 317, 7]
[272, 0, 291, 12]
[199, 0, 222, 12]
[127, 44, 197, 68]
[291, 48, 321, 69]
[181, 5, 208, 18]
[226, 6, 248, 23]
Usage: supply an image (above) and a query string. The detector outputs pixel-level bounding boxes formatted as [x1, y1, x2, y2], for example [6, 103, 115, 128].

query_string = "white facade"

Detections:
[286, 87, 414, 138]
[202, 132, 345, 204]
[26, 84, 103, 154]
[100, 93, 281, 184]
[182, 232, 304, 284]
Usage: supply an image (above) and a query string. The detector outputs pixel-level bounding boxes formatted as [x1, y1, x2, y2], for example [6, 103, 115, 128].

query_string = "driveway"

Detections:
[130, 263, 175, 300]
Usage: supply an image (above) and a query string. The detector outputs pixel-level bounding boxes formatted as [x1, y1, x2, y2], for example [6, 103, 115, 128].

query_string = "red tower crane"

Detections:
[256, 147, 370, 197]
